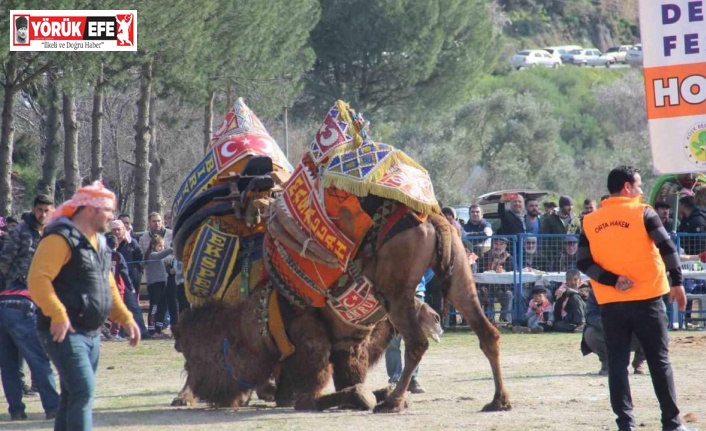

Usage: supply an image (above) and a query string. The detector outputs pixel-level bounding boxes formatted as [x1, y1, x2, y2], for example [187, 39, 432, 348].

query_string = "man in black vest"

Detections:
[28, 182, 139, 431]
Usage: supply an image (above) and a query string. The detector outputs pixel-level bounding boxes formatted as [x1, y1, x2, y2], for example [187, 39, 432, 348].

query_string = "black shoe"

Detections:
[45, 411, 57, 420]
[408, 379, 426, 394]
[11, 411, 28, 420]
[22, 383, 38, 396]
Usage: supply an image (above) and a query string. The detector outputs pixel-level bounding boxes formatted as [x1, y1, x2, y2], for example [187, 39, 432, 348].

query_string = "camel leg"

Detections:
[279, 312, 333, 410]
[373, 294, 427, 413]
[330, 345, 369, 391]
[171, 378, 196, 406]
[445, 239, 511, 412]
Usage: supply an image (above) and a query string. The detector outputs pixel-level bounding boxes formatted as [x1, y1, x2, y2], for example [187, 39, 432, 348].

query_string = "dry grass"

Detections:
[3, 330, 706, 430]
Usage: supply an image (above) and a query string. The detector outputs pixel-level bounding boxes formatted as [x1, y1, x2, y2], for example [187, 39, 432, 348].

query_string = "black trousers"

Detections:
[601, 297, 681, 431]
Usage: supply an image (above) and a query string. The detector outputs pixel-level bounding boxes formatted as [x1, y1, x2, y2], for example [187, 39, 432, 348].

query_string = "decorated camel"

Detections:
[170, 99, 510, 413]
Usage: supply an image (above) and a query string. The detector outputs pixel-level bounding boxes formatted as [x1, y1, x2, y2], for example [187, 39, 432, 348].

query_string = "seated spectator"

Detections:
[477, 237, 513, 322]
[521, 236, 549, 304]
[581, 287, 646, 376]
[514, 287, 554, 333]
[462, 204, 492, 254]
[553, 235, 579, 272]
[552, 269, 586, 332]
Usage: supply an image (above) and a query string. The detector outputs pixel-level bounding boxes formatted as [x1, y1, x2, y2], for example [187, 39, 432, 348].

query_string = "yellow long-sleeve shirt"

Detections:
[28, 233, 135, 327]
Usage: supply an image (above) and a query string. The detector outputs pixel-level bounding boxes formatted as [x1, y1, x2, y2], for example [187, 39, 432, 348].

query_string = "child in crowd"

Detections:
[552, 269, 586, 332]
[513, 286, 554, 333]
[143, 235, 173, 337]
[105, 234, 133, 340]
[526, 287, 554, 332]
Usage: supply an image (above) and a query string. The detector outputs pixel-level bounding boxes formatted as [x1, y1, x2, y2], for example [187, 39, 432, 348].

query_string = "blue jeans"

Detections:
[40, 331, 100, 431]
[121, 288, 147, 336]
[385, 334, 419, 383]
[0, 302, 59, 416]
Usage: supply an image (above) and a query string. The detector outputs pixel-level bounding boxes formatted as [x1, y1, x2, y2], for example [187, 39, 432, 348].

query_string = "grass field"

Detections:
[2, 330, 705, 431]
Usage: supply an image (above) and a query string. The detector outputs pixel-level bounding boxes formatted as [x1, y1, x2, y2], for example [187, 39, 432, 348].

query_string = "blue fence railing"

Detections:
[458, 232, 706, 329]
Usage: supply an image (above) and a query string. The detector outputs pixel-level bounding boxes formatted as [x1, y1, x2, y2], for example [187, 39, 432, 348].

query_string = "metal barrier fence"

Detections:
[456, 232, 706, 329]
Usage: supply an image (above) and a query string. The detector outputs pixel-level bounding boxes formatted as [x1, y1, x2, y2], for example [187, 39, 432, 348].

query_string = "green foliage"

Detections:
[299, 0, 497, 117]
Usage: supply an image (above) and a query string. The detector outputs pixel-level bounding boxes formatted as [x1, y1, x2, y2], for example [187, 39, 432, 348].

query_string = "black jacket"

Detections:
[497, 203, 526, 236]
[37, 218, 114, 334]
[117, 237, 143, 292]
[678, 208, 706, 254]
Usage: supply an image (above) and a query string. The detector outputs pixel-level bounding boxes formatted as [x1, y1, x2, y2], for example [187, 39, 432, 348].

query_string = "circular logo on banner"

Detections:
[684, 122, 706, 167]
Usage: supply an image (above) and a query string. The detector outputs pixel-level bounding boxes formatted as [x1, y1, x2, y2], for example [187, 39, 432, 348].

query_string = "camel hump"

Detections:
[429, 213, 454, 284]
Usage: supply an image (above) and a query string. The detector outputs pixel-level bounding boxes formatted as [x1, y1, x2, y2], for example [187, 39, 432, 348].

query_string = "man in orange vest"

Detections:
[578, 165, 689, 431]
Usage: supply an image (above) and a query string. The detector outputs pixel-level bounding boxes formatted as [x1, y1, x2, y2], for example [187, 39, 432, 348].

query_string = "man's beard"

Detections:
[527, 209, 539, 217]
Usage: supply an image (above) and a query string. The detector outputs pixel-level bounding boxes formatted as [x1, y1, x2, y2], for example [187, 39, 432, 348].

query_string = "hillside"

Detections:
[498, 0, 640, 53]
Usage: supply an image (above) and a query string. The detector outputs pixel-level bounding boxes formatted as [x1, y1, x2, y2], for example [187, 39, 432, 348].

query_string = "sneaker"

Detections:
[408, 379, 426, 394]
[633, 362, 647, 375]
[111, 334, 127, 342]
[11, 411, 28, 420]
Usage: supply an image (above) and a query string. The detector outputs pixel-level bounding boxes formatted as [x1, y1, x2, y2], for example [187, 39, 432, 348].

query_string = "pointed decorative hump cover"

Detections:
[209, 97, 292, 172]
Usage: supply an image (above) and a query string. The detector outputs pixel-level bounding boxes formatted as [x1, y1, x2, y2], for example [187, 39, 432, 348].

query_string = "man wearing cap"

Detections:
[577, 166, 689, 431]
[553, 235, 579, 272]
[0, 194, 59, 421]
[15, 16, 28, 44]
[541, 195, 581, 235]
[28, 182, 140, 431]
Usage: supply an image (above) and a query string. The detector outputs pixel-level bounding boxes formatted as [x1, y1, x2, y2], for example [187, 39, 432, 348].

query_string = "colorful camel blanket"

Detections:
[265, 100, 437, 325]
[172, 98, 290, 306]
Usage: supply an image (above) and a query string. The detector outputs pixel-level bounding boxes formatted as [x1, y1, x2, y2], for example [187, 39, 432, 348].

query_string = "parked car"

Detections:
[545, 45, 582, 62]
[564, 48, 614, 67]
[605, 45, 633, 63]
[626, 44, 643, 67]
[511, 49, 562, 70]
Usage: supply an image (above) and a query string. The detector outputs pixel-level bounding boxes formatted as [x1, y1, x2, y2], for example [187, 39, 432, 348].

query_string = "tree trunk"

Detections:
[203, 90, 215, 152]
[91, 63, 104, 182]
[148, 93, 163, 215]
[63, 90, 80, 199]
[37, 71, 62, 201]
[133, 61, 152, 233]
[0, 54, 18, 214]
[112, 126, 123, 212]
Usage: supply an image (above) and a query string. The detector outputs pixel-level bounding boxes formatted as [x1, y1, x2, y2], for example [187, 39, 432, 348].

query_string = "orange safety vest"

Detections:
[583, 196, 669, 305]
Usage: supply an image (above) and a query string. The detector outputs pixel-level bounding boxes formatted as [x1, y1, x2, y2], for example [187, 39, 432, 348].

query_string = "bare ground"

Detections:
[3, 330, 705, 431]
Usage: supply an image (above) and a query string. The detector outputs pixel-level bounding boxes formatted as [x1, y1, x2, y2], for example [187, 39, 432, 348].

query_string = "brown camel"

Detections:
[308, 213, 510, 413]
[174, 213, 509, 413]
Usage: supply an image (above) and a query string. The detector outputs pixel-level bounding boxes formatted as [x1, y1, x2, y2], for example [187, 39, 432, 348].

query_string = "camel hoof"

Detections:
[256, 380, 277, 402]
[373, 385, 395, 403]
[373, 396, 409, 414]
[481, 400, 512, 412]
[346, 385, 377, 411]
[171, 397, 191, 407]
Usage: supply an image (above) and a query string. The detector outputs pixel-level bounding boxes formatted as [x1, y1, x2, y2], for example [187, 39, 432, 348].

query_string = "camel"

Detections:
[173, 284, 443, 410]
[174, 213, 510, 413]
